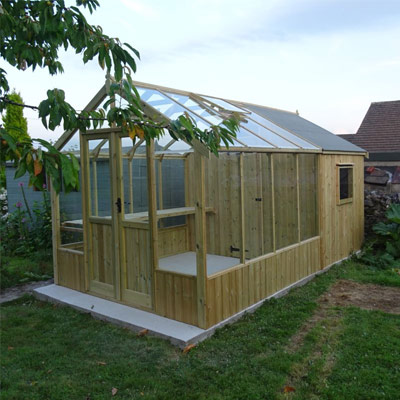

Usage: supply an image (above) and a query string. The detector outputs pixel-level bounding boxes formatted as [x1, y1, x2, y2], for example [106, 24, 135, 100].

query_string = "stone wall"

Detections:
[364, 190, 400, 237]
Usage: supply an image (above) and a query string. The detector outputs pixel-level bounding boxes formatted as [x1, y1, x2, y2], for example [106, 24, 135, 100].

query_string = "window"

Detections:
[338, 165, 353, 204]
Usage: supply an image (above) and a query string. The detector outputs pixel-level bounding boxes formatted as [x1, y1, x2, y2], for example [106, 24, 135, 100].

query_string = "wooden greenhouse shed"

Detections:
[51, 80, 366, 329]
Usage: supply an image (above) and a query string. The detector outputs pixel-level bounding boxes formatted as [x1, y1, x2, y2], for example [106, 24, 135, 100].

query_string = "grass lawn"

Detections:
[0, 251, 53, 290]
[1, 259, 399, 400]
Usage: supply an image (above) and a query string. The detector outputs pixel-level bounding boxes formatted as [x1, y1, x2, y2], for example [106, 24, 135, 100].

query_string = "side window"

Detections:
[338, 165, 353, 204]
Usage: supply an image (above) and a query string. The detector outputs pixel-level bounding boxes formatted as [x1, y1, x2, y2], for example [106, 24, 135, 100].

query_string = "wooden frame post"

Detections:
[195, 151, 207, 328]
[110, 131, 123, 300]
[128, 159, 134, 213]
[50, 185, 61, 284]
[271, 153, 276, 252]
[239, 153, 246, 264]
[92, 159, 98, 216]
[80, 132, 91, 291]
[147, 139, 158, 307]
[157, 158, 164, 228]
[296, 154, 301, 243]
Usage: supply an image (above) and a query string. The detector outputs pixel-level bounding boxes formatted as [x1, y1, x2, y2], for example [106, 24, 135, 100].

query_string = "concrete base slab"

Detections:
[33, 255, 353, 348]
[34, 285, 205, 348]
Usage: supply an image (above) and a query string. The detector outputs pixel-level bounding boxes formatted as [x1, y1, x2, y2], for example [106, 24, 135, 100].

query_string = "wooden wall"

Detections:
[273, 153, 299, 250]
[205, 237, 320, 327]
[187, 152, 319, 259]
[155, 270, 197, 325]
[299, 154, 319, 241]
[319, 154, 364, 267]
[158, 225, 189, 258]
[202, 152, 242, 258]
[57, 246, 85, 291]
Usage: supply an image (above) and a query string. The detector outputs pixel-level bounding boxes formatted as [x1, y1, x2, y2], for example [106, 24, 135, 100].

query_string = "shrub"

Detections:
[357, 203, 400, 270]
[0, 183, 52, 258]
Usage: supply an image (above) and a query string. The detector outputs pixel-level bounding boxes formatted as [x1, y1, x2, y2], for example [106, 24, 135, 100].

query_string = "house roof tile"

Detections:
[338, 100, 400, 153]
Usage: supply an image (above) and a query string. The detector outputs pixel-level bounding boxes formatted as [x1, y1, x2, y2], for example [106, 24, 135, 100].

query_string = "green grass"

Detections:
[0, 251, 53, 290]
[1, 260, 399, 400]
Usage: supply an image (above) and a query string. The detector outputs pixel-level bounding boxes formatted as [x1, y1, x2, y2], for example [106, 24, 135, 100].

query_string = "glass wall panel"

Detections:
[157, 158, 186, 228]
[59, 162, 83, 245]
[122, 156, 148, 219]
[88, 139, 111, 218]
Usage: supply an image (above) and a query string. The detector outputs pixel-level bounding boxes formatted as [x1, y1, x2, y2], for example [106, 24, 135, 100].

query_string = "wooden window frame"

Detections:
[337, 164, 354, 205]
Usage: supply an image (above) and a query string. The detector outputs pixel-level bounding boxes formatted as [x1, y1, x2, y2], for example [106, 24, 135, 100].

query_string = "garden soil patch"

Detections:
[287, 279, 400, 354]
[319, 279, 400, 314]
[0, 279, 53, 304]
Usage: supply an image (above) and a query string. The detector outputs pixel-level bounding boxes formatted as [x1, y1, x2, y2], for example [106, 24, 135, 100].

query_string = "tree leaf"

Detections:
[283, 386, 295, 393]
[387, 203, 400, 224]
[34, 159, 43, 176]
[137, 329, 148, 337]
[183, 344, 195, 353]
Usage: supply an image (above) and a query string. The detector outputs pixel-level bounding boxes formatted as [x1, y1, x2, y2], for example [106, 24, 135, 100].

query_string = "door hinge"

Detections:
[230, 245, 249, 253]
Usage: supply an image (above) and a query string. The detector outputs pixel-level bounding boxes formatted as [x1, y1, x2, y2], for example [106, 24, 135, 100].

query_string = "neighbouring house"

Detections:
[339, 100, 400, 192]
[47, 79, 366, 331]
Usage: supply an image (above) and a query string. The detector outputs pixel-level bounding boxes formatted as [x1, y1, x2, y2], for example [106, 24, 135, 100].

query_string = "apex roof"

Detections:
[57, 80, 366, 154]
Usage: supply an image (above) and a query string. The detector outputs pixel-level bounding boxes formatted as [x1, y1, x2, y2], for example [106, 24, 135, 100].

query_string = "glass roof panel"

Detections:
[164, 91, 272, 148]
[163, 92, 222, 125]
[200, 95, 248, 113]
[155, 129, 191, 152]
[243, 109, 318, 149]
[236, 127, 274, 148]
[137, 87, 244, 148]
[241, 118, 297, 148]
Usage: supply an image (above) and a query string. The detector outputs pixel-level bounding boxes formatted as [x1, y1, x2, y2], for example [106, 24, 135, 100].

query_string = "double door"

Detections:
[81, 132, 153, 309]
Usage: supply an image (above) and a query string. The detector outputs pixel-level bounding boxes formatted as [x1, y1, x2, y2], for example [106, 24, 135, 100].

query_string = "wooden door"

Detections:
[82, 134, 119, 300]
[243, 153, 263, 259]
[118, 135, 152, 309]
[82, 133, 153, 308]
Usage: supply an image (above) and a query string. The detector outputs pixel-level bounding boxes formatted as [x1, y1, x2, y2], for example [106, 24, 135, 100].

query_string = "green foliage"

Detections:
[372, 203, 400, 259]
[0, 131, 79, 193]
[0, 166, 5, 188]
[0, 252, 52, 289]
[2, 91, 29, 141]
[0, 184, 52, 258]
[0, 0, 239, 193]
[357, 203, 400, 270]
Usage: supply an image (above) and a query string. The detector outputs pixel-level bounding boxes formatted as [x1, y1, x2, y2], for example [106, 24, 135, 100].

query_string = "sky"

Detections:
[1, 0, 400, 143]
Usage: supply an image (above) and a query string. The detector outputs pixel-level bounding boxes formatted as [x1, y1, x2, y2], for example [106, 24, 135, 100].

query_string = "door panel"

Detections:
[120, 142, 152, 308]
[84, 137, 116, 299]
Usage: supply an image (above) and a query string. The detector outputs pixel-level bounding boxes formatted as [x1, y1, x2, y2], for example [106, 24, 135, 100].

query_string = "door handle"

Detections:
[115, 197, 122, 213]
